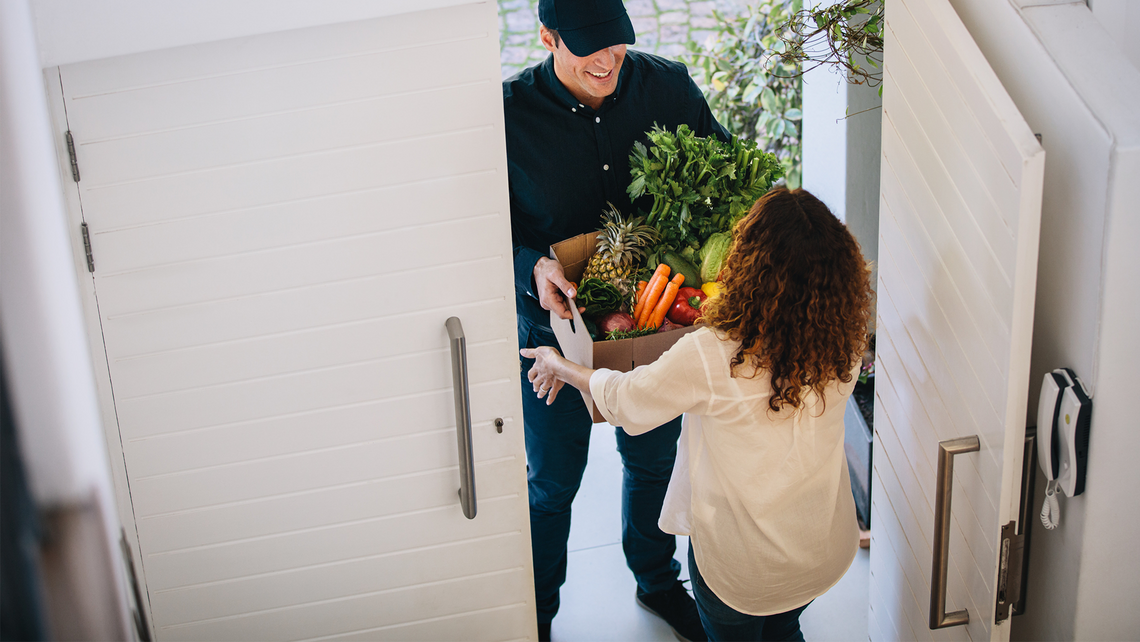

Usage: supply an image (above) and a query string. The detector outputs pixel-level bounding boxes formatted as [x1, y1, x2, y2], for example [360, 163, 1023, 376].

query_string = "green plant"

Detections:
[777, 0, 884, 90]
[683, 0, 803, 189]
[627, 125, 783, 255]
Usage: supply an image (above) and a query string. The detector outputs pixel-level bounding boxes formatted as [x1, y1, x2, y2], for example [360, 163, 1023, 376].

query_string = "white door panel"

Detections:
[879, 70, 1015, 354]
[140, 478, 524, 590]
[79, 127, 502, 229]
[94, 215, 501, 310]
[60, 17, 495, 137]
[876, 212, 1005, 500]
[97, 261, 509, 358]
[78, 82, 494, 187]
[135, 448, 523, 551]
[871, 462, 930, 641]
[149, 533, 525, 619]
[124, 382, 518, 482]
[111, 341, 515, 441]
[160, 570, 530, 641]
[109, 299, 516, 399]
[125, 391, 514, 517]
[872, 0, 1044, 639]
[91, 170, 503, 274]
[52, 3, 533, 640]
[879, 138, 1009, 407]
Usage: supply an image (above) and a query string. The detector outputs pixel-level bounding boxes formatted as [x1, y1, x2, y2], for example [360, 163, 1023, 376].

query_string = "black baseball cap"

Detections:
[538, 0, 636, 57]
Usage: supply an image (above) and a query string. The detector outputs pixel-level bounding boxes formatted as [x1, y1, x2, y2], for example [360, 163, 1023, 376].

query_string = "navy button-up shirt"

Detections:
[504, 50, 729, 327]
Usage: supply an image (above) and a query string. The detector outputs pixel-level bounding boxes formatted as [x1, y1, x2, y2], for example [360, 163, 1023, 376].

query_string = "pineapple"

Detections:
[583, 203, 658, 299]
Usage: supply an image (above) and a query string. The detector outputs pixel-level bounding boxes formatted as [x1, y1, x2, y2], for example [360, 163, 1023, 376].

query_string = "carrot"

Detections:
[632, 280, 648, 317]
[635, 264, 671, 327]
[635, 280, 648, 302]
[646, 273, 685, 330]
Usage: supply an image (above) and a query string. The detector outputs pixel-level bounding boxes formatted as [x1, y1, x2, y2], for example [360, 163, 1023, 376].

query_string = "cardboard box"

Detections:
[549, 232, 699, 423]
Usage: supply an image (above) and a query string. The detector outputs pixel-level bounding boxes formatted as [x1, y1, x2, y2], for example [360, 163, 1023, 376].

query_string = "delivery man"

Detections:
[504, 1, 729, 639]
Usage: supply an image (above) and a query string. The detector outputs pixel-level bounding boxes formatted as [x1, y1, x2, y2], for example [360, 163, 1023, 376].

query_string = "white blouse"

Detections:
[589, 326, 858, 616]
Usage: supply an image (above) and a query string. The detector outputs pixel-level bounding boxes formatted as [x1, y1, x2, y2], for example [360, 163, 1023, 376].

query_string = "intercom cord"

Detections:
[1040, 479, 1060, 530]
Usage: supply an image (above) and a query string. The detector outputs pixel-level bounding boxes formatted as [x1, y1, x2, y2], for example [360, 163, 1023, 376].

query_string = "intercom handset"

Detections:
[1035, 368, 1092, 530]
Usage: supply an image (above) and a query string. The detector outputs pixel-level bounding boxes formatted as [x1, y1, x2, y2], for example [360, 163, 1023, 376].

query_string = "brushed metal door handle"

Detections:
[446, 317, 476, 519]
[929, 435, 979, 629]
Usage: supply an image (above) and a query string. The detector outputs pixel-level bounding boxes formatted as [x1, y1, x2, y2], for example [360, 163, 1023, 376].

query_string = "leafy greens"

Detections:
[627, 124, 783, 253]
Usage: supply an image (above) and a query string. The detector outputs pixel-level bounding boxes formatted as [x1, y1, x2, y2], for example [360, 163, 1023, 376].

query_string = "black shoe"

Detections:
[537, 621, 551, 642]
[636, 580, 708, 642]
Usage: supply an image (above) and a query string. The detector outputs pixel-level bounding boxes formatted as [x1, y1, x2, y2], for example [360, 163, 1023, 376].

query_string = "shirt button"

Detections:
[572, 108, 577, 112]
[595, 117, 601, 123]
[603, 164, 610, 171]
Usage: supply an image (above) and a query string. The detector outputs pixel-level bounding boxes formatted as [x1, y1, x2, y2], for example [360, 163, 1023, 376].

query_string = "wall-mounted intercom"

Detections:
[1035, 368, 1092, 529]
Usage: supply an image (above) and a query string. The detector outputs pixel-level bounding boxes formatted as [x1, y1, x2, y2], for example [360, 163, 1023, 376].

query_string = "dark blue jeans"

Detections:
[688, 544, 811, 641]
[519, 315, 683, 624]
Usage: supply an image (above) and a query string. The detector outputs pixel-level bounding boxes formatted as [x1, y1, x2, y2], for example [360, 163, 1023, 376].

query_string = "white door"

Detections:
[869, 0, 1044, 640]
[47, 3, 535, 640]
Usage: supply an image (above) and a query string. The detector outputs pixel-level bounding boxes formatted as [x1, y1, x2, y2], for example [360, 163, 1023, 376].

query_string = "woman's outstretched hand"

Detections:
[520, 346, 567, 405]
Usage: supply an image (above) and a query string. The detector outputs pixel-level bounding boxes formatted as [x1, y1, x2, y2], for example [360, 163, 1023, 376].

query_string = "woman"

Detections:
[522, 187, 873, 641]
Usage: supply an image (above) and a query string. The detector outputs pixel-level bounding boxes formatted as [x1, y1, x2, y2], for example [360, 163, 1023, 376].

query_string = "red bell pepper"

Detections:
[666, 286, 707, 326]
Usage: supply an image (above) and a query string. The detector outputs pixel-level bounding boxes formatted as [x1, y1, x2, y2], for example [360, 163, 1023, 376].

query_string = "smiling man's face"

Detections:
[541, 26, 626, 110]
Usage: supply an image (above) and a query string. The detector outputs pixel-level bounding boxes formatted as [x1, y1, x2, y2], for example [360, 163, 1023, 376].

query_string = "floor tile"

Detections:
[566, 424, 624, 553]
[558, 543, 682, 642]
[800, 547, 870, 641]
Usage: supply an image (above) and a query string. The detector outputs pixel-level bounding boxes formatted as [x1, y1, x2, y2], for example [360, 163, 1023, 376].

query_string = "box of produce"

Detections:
[550, 125, 782, 422]
[549, 230, 700, 423]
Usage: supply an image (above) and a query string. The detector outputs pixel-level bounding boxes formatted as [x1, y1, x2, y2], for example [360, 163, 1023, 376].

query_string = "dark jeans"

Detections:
[519, 315, 683, 624]
[688, 544, 811, 642]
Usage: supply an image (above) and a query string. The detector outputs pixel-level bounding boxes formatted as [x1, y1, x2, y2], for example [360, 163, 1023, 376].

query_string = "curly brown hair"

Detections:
[700, 187, 873, 412]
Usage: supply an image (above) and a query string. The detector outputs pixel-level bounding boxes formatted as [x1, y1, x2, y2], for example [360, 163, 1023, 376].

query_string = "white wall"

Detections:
[1089, 0, 1140, 72]
[948, 0, 1140, 639]
[801, 0, 882, 297]
[1, 0, 111, 515]
[844, 80, 881, 302]
[801, 44, 882, 298]
[1, 0, 130, 633]
[802, 66, 848, 219]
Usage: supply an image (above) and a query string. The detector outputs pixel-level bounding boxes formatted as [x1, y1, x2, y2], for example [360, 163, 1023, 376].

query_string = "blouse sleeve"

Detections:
[588, 330, 711, 435]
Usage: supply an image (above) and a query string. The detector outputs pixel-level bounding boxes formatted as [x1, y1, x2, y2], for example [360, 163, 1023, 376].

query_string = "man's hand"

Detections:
[533, 256, 583, 320]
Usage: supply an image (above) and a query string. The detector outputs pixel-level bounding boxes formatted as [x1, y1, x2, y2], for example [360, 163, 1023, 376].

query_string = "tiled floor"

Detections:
[551, 423, 870, 641]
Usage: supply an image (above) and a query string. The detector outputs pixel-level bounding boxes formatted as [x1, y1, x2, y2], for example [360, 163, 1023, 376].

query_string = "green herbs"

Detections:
[605, 327, 659, 341]
[575, 278, 623, 316]
[628, 125, 783, 254]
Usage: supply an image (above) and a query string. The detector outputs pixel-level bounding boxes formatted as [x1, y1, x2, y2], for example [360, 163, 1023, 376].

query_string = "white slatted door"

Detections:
[869, 0, 1044, 640]
[50, 4, 535, 640]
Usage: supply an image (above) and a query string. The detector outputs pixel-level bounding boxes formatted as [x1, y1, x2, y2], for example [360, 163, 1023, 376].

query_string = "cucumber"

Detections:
[661, 251, 702, 287]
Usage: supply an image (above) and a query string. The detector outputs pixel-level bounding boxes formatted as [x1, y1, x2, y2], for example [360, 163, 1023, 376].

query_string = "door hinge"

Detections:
[119, 531, 152, 642]
[996, 428, 1038, 624]
[995, 520, 1024, 623]
[81, 222, 95, 273]
[65, 130, 80, 182]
